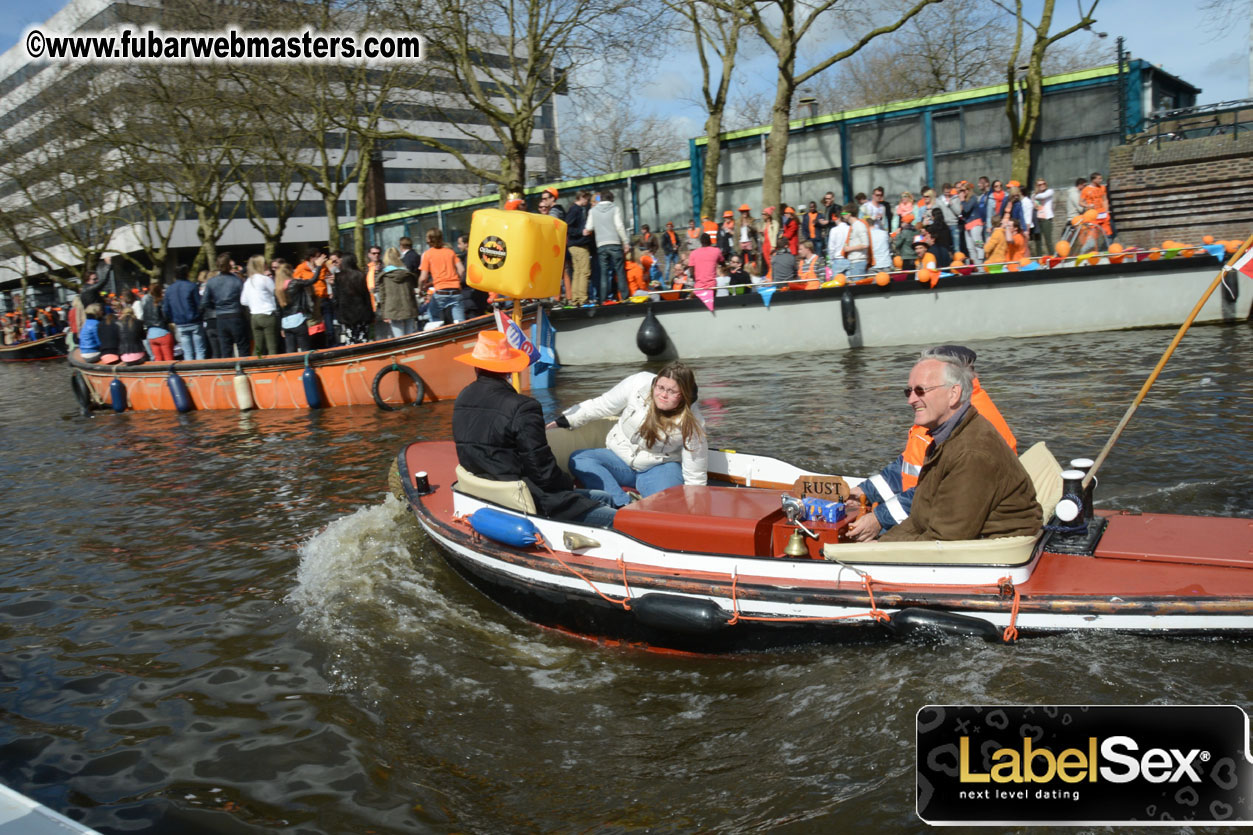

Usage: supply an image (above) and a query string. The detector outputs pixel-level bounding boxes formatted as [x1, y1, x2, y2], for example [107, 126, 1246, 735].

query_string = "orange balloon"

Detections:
[1109, 242, 1123, 253]
[1083, 209, 1098, 223]
[892, 255, 903, 269]
[874, 271, 890, 286]
[951, 251, 966, 262]
[1007, 262, 1021, 272]
[1055, 240, 1071, 257]
[1148, 250, 1161, 260]
[832, 274, 847, 287]
[917, 268, 933, 283]
[1162, 240, 1175, 250]
[1203, 235, 1215, 245]
[1018, 257, 1032, 267]
[1224, 241, 1239, 253]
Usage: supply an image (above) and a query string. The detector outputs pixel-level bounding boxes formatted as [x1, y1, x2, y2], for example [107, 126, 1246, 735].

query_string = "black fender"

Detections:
[632, 593, 730, 635]
[372, 362, 425, 411]
[635, 305, 667, 356]
[841, 289, 857, 336]
[70, 371, 94, 416]
[886, 607, 1004, 642]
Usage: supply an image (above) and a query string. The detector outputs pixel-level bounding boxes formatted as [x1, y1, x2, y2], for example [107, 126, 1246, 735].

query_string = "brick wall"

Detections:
[1104, 134, 1253, 248]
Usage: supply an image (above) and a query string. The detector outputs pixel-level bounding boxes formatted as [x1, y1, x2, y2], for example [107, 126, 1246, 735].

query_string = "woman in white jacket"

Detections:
[547, 362, 707, 507]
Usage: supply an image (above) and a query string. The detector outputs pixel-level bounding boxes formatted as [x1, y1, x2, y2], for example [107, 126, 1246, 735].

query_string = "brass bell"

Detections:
[783, 528, 810, 558]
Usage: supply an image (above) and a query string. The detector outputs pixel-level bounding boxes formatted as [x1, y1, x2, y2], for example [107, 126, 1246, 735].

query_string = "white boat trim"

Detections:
[0, 782, 100, 834]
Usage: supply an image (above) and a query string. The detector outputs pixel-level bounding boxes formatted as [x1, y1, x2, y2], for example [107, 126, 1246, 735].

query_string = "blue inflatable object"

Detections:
[470, 508, 540, 548]
[166, 369, 193, 413]
[802, 497, 846, 523]
[109, 377, 127, 412]
[302, 353, 322, 409]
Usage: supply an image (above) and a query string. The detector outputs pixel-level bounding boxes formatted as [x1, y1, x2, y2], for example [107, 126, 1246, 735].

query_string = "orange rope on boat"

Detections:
[999, 576, 1021, 643]
[726, 570, 890, 625]
[533, 533, 632, 611]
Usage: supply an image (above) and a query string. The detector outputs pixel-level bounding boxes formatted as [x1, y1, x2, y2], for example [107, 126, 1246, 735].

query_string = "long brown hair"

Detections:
[638, 361, 703, 449]
[273, 264, 295, 308]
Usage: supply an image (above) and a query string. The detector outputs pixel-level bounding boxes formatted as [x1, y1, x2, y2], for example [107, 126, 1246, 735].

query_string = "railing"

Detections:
[1137, 99, 1253, 144]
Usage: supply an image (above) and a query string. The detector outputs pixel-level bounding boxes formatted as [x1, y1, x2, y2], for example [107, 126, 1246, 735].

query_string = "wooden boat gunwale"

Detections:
[0, 332, 68, 361]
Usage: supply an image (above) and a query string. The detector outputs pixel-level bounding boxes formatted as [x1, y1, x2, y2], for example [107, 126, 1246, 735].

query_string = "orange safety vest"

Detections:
[796, 254, 819, 290]
[806, 211, 820, 240]
[900, 379, 1016, 491]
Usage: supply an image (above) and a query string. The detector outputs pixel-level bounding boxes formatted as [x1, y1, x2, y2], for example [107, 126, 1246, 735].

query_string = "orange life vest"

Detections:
[796, 254, 819, 290]
[971, 378, 1017, 454]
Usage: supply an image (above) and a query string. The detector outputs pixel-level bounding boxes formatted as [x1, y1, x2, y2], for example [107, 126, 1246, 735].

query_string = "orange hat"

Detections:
[738, 204, 751, 212]
[722, 210, 733, 218]
[783, 207, 795, 215]
[504, 198, 525, 210]
[543, 187, 558, 199]
[1007, 180, 1021, 188]
[453, 330, 530, 372]
[762, 206, 774, 215]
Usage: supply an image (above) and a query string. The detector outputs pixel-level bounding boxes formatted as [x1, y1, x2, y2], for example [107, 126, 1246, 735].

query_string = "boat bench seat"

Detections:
[453, 465, 537, 514]
[546, 418, 618, 476]
[820, 442, 1060, 566]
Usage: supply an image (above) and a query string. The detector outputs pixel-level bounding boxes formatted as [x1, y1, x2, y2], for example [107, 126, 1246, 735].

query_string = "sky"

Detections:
[1, 0, 1249, 142]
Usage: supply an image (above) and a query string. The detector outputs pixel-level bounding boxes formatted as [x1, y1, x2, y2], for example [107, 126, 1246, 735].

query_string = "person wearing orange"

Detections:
[624, 250, 647, 296]
[1080, 171, 1112, 236]
[419, 228, 466, 325]
[846, 344, 1016, 540]
[661, 221, 682, 288]
[795, 240, 820, 289]
[781, 206, 799, 255]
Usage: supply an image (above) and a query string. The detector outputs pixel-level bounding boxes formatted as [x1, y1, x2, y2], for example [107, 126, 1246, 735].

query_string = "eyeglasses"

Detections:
[903, 384, 947, 398]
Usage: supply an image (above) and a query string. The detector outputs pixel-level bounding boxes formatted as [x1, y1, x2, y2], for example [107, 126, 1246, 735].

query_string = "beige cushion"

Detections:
[546, 418, 618, 476]
[1017, 441, 1063, 523]
[822, 535, 1037, 565]
[454, 465, 537, 514]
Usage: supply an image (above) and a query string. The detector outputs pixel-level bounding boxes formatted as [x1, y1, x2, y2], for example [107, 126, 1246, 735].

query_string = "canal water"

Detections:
[1, 323, 1251, 834]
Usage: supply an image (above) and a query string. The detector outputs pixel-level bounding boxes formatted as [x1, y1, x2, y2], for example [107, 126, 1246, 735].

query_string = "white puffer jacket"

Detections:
[562, 371, 707, 485]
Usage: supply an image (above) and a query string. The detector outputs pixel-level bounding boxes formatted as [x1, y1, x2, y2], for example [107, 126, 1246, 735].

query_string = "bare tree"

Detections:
[675, 0, 752, 217]
[561, 93, 687, 178]
[999, 0, 1100, 184]
[736, 0, 943, 216]
[1198, 0, 1253, 97]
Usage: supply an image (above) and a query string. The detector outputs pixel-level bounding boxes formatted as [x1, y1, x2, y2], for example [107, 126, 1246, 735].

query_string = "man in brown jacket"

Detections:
[879, 354, 1041, 542]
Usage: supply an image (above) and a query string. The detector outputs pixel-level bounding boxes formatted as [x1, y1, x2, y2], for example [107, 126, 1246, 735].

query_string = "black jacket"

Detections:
[453, 373, 600, 521]
[565, 203, 594, 250]
[334, 268, 374, 327]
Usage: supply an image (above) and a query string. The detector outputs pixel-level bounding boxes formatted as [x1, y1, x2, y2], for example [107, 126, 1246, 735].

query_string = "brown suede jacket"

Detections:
[880, 407, 1041, 542]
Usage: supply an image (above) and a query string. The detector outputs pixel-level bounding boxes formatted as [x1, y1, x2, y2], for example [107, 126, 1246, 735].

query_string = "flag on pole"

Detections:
[694, 288, 715, 312]
[758, 286, 776, 308]
[1233, 246, 1253, 281]
[494, 308, 539, 365]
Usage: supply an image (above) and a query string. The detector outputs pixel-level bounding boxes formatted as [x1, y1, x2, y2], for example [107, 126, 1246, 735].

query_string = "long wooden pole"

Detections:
[1083, 233, 1253, 488]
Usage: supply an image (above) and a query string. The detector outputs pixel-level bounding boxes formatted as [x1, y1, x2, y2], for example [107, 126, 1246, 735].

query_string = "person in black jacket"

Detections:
[333, 253, 375, 344]
[452, 332, 617, 527]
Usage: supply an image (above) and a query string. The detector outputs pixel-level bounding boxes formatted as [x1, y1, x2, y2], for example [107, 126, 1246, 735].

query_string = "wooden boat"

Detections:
[392, 420, 1253, 652]
[0, 332, 67, 362]
[548, 254, 1252, 365]
[67, 309, 537, 411]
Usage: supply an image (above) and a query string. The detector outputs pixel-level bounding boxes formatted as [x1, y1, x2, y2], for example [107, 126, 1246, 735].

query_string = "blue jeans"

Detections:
[175, 322, 207, 360]
[596, 246, 627, 303]
[428, 291, 466, 324]
[571, 489, 619, 528]
[661, 252, 680, 289]
[569, 447, 684, 508]
[826, 256, 850, 277]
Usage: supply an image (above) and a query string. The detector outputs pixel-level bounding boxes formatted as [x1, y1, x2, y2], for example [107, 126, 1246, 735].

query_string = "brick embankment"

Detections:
[1106, 133, 1253, 249]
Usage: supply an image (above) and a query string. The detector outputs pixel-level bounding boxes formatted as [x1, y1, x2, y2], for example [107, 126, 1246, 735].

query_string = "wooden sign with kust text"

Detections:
[791, 475, 851, 501]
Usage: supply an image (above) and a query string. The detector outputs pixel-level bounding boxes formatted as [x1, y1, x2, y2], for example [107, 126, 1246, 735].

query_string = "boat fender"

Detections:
[470, 507, 539, 548]
[301, 353, 323, 409]
[233, 364, 255, 411]
[635, 305, 667, 357]
[109, 375, 127, 412]
[840, 289, 857, 336]
[372, 361, 425, 411]
[887, 607, 1002, 643]
[632, 593, 730, 635]
[70, 371, 94, 415]
[166, 367, 193, 413]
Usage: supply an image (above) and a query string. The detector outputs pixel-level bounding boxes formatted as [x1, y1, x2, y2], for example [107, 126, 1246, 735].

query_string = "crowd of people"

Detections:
[1, 306, 67, 346]
[534, 173, 1113, 306]
[66, 234, 484, 364]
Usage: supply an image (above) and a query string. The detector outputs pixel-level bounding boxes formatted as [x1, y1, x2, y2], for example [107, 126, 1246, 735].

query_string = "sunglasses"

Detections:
[903, 384, 948, 398]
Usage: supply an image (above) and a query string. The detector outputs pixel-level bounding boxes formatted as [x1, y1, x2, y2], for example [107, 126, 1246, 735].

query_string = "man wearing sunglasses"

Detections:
[846, 346, 1035, 542]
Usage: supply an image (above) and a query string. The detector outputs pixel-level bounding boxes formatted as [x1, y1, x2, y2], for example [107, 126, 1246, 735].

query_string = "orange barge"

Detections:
[67, 309, 536, 411]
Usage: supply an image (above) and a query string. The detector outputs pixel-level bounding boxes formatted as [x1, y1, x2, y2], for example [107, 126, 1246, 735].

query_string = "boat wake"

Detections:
[286, 496, 602, 693]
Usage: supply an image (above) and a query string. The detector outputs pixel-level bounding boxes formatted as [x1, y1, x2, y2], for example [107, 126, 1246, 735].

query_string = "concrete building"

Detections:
[0, 0, 562, 309]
